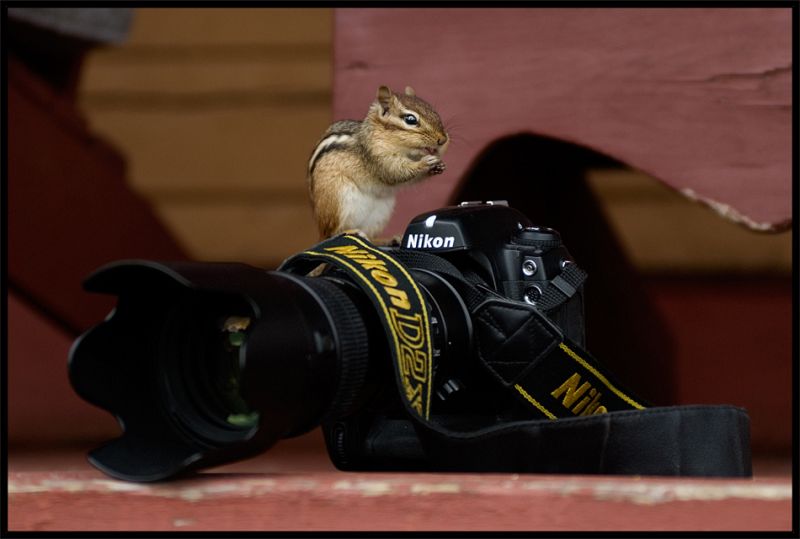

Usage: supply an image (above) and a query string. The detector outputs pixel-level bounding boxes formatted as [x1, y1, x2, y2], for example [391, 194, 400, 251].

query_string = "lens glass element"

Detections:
[219, 316, 259, 428]
[160, 292, 260, 446]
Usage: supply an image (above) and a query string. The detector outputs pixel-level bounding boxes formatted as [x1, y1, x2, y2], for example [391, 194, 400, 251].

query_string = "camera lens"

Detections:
[69, 261, 374, 481]
[157, 293, 261, 447]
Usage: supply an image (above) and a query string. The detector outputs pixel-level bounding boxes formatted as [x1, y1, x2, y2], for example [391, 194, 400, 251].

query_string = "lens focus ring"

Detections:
[302, 278, 370, 421]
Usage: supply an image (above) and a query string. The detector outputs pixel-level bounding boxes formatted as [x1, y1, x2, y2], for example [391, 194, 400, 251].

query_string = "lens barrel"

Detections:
[69, 260, 371, 481]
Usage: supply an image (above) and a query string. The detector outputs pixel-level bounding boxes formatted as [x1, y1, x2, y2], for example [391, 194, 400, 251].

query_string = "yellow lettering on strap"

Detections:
[301, 234, 433, 419]
[558, 343, 645, 410]
[345, 235, 434, 421]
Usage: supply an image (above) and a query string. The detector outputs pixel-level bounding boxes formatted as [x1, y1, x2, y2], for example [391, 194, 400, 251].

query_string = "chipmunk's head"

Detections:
[367, 86, 449, 157]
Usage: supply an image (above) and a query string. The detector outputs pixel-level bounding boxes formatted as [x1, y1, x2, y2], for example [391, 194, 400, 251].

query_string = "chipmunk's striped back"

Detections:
[307, 120, 361, 177]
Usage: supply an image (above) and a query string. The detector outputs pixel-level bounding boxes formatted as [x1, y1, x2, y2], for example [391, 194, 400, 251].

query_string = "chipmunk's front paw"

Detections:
[423, 155, 446, 175]
[429, 161, 446, 175]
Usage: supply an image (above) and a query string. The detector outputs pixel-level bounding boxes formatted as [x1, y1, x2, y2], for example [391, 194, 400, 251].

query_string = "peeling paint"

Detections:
[680, 188, 789, 232]
[512, 478, 791, 506]
[10, 476, 282, 501]
[590, 481, 792, 505]
[673, 65, 792, 84]
[519, 479, 592, 497]
[333, 480, 394, 497]
[410, 483, 461, 495]
[9, 474, 792, 506]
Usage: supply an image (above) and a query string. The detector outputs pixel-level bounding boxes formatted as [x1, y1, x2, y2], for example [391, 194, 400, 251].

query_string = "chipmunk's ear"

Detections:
[404, 86, 416, 97]
[377, 86, 392, 115]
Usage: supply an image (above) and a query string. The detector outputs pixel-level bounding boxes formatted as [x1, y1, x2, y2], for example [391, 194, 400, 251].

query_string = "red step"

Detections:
[8, 436, 792, 532]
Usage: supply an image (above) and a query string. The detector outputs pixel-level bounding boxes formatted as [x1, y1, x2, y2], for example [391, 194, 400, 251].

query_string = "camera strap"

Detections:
[471, 297, 647, 419]
[390, 251, 646, 419]
[283, 233, 648, 421]
[280, 233, 437, 421]
[282, 234, 751, 476]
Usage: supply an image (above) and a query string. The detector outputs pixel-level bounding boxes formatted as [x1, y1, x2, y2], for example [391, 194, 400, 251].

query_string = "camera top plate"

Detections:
[401, 201, 533, 253]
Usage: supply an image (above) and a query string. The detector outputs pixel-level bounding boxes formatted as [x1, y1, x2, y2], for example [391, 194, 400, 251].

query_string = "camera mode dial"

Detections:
[512, 226, 562, 250]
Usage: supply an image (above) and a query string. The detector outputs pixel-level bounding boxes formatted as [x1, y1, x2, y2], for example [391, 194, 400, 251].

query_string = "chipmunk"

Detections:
[308, 85, 449, 239]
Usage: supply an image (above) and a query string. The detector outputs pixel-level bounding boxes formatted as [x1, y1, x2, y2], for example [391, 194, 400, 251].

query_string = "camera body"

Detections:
[69, 201, 589, 478]
[322, 201, 586, 471]
[400, 200, 585, 345]
[69, 201, 751, 481]
[68, 199, 752, 480]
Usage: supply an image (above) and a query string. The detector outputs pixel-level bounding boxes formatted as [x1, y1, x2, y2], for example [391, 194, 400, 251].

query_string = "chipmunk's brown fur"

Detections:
[308, 86, 449, 239]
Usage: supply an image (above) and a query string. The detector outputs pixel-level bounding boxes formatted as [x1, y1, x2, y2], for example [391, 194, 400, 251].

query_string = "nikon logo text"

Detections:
[324, 245, 411, 310]
[323, 241, 430, 417]
[405, 234, 455, 249]
[551, 373, 607, 415]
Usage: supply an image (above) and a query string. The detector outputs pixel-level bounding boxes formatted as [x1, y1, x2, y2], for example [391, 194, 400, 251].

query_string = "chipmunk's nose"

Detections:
[437, 136, 448, 146]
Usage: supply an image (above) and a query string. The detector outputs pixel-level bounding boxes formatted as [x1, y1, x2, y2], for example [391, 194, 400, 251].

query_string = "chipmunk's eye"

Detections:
[402, 114, 419, 126]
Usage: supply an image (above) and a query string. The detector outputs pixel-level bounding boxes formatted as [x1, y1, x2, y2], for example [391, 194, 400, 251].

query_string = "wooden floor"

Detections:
[8, 432, 793, 533]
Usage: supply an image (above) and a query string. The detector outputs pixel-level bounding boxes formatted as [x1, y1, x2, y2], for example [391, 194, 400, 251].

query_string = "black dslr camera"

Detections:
[69, 202, 751, 481]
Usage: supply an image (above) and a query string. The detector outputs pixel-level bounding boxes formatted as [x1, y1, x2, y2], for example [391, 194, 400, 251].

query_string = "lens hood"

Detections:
[69, 260, 358, 481]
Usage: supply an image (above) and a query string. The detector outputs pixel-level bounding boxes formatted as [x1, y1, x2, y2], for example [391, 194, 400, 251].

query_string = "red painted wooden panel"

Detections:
[8, 55, 188, 334]
[8, 441, 792, 532]
[333, 8, 792, 235]
[7, 291, 120, 445]
[647, 277, 793, 454]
